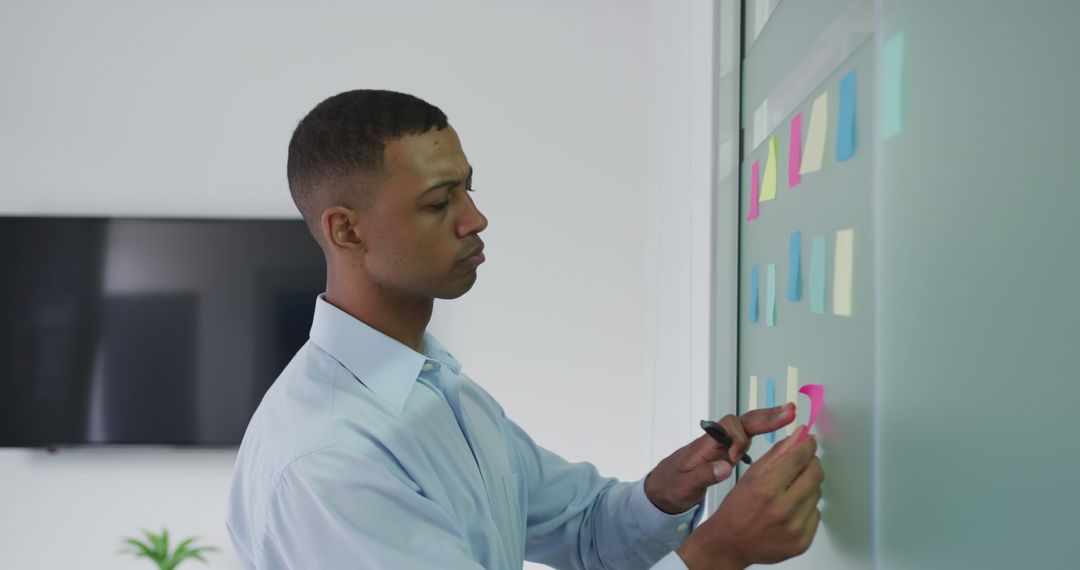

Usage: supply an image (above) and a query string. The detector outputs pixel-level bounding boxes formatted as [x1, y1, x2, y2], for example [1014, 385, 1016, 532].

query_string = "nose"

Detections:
[457, 191, 488, 238]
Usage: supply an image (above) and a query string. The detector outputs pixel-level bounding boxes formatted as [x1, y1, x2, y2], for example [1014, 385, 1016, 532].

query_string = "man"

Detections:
[227, 90, 822, 569]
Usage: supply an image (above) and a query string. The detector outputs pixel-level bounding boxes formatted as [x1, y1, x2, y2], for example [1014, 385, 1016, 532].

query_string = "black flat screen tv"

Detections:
[0, 215, 325, 447]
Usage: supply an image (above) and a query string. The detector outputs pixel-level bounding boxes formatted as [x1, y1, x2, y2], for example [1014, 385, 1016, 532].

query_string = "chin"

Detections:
[436, 274, 478, 300]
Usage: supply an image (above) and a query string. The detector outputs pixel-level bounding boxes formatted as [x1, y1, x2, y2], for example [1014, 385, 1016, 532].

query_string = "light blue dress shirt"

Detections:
[227, 294, 699, 569]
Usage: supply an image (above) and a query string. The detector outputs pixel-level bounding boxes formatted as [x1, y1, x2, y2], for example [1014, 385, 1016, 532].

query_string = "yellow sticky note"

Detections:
[760, 136, 778, 201]
[748, 375, 758, 412]
[833, 228, 854, 316]
[786, 366, 799, 435]
[799, 92, 828, 174]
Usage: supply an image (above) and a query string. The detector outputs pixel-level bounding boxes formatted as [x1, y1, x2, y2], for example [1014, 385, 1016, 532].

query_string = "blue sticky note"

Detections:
[836, 69, 857, 161]
[788, 231, 802, 302]
[766, 263, 777, 326]
[765, 378, 776, 443]
[810, 235, 826, 314]
[882, 32, 906, 139]
[749, 265, 759, 324]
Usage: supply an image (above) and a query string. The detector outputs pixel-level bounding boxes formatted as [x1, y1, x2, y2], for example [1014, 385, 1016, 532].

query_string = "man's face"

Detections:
[358, 125, 488, 300]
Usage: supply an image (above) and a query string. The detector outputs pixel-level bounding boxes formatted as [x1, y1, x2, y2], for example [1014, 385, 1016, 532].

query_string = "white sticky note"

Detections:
[786, 366, 799, 435]
[800, 92, 829, 174]
[748, 375, 758, 412]
[833, 228, 854, 316]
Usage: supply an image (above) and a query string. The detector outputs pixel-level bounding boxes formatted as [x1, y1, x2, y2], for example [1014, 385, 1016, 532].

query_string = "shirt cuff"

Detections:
[627, 477, 701, 545]
[651, 550, 691, 570]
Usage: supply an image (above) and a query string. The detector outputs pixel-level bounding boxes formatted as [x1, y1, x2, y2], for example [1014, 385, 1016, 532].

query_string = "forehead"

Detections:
[381, 125, 470, 187]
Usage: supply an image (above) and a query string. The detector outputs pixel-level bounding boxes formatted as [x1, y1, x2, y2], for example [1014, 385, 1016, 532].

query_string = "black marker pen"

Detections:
[699, 419, 754, 465]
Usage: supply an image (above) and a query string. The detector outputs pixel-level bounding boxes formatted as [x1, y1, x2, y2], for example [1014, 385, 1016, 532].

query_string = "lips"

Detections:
[459, 242, 485, 264]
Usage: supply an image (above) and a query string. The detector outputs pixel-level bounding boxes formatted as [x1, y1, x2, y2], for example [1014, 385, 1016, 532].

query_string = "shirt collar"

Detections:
[308, 294, 461, 414]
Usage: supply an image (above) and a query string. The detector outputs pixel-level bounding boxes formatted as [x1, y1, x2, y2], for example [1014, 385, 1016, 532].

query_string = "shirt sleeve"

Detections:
[254, 446, 486, 570]
[651, 551, 692, 570]
[508, 419, 701, 569]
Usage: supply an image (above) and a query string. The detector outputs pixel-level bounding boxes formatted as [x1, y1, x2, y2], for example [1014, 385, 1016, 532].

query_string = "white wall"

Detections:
[0, 1, 715, 568]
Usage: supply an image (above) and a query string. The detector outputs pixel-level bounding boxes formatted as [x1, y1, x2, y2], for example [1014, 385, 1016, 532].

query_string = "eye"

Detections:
[428, 200, 449, 212]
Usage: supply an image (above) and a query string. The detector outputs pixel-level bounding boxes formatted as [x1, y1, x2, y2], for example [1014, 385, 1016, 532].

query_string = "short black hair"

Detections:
[286, 89, 449, 244]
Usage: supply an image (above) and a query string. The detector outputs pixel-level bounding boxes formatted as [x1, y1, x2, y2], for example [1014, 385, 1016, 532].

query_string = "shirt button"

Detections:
[676, 523, 689, 532]
[422, 362, 434, 371]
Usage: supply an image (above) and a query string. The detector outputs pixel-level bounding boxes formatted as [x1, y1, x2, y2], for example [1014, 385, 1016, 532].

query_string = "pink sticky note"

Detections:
[789, 113, 803, 187]
[747, 160, 761, 221]
[797, 383, 824, 442]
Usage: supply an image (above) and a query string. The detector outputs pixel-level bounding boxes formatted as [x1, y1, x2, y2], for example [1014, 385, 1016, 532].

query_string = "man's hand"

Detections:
[644, 404, 794, 514]
[676, 426, 824, 570]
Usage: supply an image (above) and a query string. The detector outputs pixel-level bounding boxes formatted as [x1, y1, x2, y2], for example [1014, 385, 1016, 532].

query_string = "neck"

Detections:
[324, 269, 433, 354]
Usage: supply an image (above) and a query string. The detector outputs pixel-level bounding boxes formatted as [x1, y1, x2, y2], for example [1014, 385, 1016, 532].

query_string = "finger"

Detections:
[760, 432, 818, 492]
[676, 460, 732, 505]
[753, 424, 807, 470]
[782, 462, 822, 521]
[716, 414, 750, 464]
[694, 460, 733, 487]
[795, 508, 821, 555]
[790, 485, 821, 526]
[738, 403, 796, 436]
[782, 456, 824, 506]
[684, 433, 729, 466]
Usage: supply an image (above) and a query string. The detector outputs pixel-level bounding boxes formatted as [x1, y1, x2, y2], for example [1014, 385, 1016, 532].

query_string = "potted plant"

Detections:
[118, 527, 220, 569]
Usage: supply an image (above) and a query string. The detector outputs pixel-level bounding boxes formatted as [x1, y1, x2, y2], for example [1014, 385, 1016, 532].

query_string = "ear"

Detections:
[321, 206, 365, 252]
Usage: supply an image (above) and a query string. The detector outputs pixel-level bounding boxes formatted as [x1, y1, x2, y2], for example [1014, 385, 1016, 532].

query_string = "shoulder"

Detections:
[234, 339, 408, 476]
[243, 341, 342, 455]
[456, 372, 510, 419]
[228, 342, 404, 549]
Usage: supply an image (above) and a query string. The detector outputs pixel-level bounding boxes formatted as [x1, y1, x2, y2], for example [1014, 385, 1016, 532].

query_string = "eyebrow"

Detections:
[419, 166, 473, 197]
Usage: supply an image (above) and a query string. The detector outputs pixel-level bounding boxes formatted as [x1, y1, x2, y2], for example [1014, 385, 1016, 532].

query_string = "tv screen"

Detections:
[0, 216, 325, 447]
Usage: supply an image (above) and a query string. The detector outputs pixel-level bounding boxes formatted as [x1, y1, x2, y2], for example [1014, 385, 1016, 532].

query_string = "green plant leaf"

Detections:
[139, 528, 170, 562]
[141, 529, 166, 561]
[122, 528, 217, 569]
[122, 537, 149, 550]
[169, 536, 220, 568]
[187, 546, 219, 566]
[121, 538, 156, 560]
[167, 537, 196, 565]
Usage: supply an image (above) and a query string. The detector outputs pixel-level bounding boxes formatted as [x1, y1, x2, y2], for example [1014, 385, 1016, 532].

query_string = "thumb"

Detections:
[712, 460, 734, 483]
[692, 460, 733, 487]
